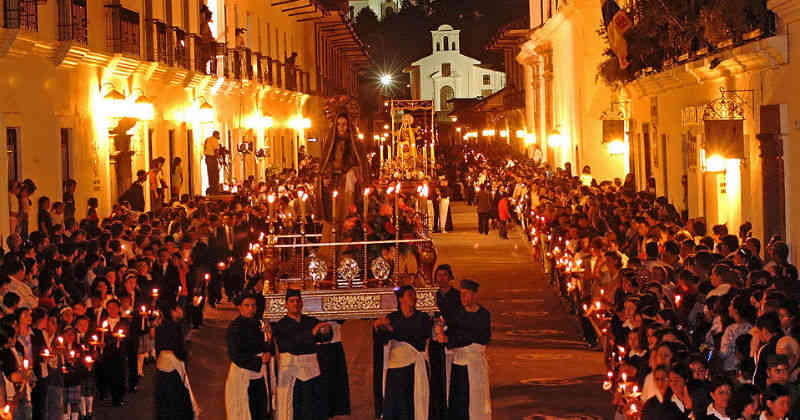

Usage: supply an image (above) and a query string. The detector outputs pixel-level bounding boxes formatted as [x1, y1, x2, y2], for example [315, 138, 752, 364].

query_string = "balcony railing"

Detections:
[4, 0, 37, 31]
[57, 0, 87, 45]
[255, 52, 263, 84]
[175, 28, 189, 70]
[598, 0, 776, 86]
[105, 4, 140, 57]
[155, 21, 169, 64]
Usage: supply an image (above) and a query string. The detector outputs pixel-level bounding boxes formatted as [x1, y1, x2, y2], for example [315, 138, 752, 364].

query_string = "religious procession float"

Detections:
[246, 96, 440, 321]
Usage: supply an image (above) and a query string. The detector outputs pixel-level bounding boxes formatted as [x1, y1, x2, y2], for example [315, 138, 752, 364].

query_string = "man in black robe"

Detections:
[444, 279, 492, 420]
[273, 288, 328, 420]
[154, 302, 196, 420]
[225, 294, 273, 420]
[430, 264, 461, 420]
[374, 285, 434, 420]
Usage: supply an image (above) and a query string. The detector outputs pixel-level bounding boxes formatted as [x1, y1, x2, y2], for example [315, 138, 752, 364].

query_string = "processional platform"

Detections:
[262, 287, 438, 321]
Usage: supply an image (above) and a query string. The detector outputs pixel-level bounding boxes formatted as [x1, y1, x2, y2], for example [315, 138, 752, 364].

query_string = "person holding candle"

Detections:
[155, 302, 196, 420]
[224, 294, 274, 420]
[59, 327, 85, 420]
[97, 300, 128, 407]
[0, 323, 34, 420]
[272, 288, 329, 420]
[373, 285, 433, 420]
[429, 264, 461, 420]
[74, 316, 96, 420]
[441, 279, 491, 420]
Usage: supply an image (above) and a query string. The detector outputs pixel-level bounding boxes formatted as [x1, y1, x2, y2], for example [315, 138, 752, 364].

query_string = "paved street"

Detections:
[95, 202, 612, 420]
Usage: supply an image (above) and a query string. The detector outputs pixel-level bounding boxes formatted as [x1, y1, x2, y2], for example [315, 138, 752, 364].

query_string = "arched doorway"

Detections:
[440, 85, 455, 111]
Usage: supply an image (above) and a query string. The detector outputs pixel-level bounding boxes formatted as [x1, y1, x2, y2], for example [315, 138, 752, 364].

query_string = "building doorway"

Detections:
[440, 85, 454, 111]
[187, 129, 194, 196]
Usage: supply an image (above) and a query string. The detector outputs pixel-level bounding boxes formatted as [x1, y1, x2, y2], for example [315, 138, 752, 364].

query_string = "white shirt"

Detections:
[707, 403, 731, 420]
[7, 275, 37, 309]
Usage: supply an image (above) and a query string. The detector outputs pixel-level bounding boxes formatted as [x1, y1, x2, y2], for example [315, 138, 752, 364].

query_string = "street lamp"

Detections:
[548, 129, 565, 147]
[607, 139, 626, 155]
[380, 74, 393, 87]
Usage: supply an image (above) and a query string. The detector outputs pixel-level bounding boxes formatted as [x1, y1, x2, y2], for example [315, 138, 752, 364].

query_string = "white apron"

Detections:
[157, 350, 199, 417]
[225, 355, 267, 420]
[382, 339, 429, 420]
[276, 353, 320, 420]
[439, 197, 450, 232]
[449, 343, 491, 420]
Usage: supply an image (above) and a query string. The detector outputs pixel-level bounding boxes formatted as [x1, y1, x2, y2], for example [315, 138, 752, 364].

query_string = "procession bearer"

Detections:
[273, 288, 329, 420]
[374, 285, 434, 420]
[443, 279, 492, 420]
[225, 294, 273, 420]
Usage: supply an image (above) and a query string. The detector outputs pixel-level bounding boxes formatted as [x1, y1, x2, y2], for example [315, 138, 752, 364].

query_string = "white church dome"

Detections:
[437, 24, 454, 31]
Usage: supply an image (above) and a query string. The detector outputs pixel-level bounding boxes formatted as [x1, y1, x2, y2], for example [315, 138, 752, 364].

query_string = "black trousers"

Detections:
[477, 213, 489, 235]
[206, 157, 219, 195]
[448, 364, 470, 420]
[429, 342, 447, 420]
[155, 370, 194, 420]
[247, 377, 269, 420]
[383, 364, 416, 420]
[292, 376, 327, 420]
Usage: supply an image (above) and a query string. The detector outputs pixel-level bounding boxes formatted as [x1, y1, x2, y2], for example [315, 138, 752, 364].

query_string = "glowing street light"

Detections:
[380, 74, 393, 87]
[607, 139, 626, 155]
[548, 129, 565, 147]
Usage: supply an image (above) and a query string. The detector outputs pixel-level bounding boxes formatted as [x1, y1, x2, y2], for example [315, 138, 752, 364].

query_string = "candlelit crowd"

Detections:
[452, 141, 798, 420]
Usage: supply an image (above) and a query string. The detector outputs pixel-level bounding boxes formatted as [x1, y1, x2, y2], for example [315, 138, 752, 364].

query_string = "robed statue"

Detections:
[318, 113, 365, 224]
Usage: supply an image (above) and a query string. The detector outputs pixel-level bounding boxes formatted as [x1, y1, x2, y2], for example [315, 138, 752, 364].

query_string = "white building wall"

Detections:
[410, 25, 506, 111]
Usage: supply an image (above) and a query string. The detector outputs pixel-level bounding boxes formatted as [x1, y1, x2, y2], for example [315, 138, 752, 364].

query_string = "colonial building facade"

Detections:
[406, 24, 506, 112]
[519, 0, 800, 261]
[0, 0, 367, 240]
[349, 0, 402, 21]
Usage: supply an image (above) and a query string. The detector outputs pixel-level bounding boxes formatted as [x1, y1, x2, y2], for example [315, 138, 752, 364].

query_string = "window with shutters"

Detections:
[105, 4, 140, 57]
[441, 63, 451, 77]
[3, 0, 37, 31]
[57, 0, 88, 44]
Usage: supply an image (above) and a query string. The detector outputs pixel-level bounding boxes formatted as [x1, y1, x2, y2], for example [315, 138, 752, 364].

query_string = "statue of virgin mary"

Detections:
[318, 113, 365, 224]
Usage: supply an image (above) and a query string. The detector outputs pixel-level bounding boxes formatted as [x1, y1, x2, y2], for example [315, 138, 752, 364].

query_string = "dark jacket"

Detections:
[476, 190, 491, 214]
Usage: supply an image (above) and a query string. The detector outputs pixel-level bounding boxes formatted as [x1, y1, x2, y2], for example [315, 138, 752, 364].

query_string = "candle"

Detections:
[41, 349, 50, 358]
[23, 359, 29, 370]
[69, 350, 76, 359]
[268, 194, 276, 221]
[363, 188, 370, 227]
[675, 295, 682, 306]
[152, 288, 160, 298]
[84, 355, 94, 365]
[332, 190, 339, 222]
[57, 336, 64, 347]
[300, 192, 307, 221]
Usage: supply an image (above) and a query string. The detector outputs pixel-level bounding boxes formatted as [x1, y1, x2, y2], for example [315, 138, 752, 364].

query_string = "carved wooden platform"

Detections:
[262, 287, 438, 321]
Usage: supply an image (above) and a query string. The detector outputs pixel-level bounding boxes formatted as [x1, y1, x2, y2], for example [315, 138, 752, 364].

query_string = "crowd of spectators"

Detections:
[452, 142, 798, 420]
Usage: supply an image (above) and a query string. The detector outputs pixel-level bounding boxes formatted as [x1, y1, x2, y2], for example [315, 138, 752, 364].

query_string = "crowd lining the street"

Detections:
[455, 143, 798, 420]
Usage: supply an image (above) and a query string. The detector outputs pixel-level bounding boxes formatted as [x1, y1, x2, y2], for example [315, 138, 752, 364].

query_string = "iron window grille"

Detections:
[175, 28, 188, 69]
[105, 4, 140, 57]
[4, 0, 37, 31]
[155, 21, 169, 64]
[57, 0, 87, 44]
